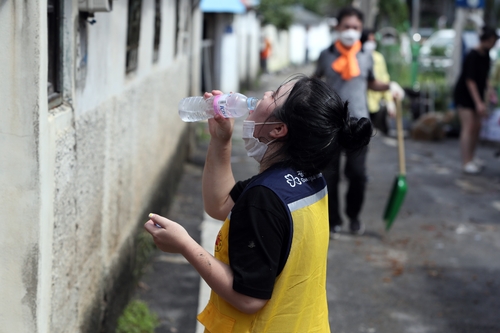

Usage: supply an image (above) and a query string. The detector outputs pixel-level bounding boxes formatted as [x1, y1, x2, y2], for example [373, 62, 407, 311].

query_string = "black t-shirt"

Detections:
[454, 49, 491, 109]
[228, 177, 291, 300]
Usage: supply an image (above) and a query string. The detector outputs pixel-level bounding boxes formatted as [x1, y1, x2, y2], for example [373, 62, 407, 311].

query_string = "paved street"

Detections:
[135, 66, 500, 333]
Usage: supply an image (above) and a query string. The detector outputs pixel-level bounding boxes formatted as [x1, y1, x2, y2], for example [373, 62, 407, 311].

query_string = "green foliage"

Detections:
[430, 46, 447, 57]
[418, 71, 450, 112]
[133, 230, 157, 279]
[116, 300, 159, 333]
[258, 0, 336, 30]
[299, 0, 331, 14]
[258, 0, 294, 30]
[377, 0, 409, 31]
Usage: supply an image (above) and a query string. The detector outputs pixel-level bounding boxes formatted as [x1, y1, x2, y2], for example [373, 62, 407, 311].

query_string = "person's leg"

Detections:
[344, 146, 368, 231]
[470, 111, 483, 161]
[458, 107, 476, 165]
[322, 150, 342, 231]
[377, 105, 389, 135]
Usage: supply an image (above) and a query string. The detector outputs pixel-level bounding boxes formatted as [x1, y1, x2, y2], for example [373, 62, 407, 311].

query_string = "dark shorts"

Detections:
[455, 104, 476, 113]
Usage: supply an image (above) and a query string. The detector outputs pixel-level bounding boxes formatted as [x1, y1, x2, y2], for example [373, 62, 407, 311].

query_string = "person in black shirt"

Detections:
[454, 26, 498, 174]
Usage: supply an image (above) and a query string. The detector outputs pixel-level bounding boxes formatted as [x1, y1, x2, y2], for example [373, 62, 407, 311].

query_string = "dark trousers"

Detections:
[369, 107, 389, 136]
[322, 146, 368, 230]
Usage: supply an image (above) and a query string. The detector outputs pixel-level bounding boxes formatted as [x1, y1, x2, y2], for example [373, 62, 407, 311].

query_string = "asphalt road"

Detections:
[135, 66, 500, 333]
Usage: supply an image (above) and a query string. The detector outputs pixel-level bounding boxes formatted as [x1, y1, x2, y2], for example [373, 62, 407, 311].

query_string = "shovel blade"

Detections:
[383, 175, 408, 231]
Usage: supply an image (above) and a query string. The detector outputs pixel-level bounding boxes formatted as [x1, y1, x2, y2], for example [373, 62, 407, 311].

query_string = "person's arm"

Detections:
[144, 214, 268, 314]
[202, 91, 237, 220]
[376, 53, 394, 103]
[487, 80, 498, 105]
[367, 79, 390, 91]
[465, 78, 487, 115]
[368, 80, 405, 103]
[312, 51, 325, 79]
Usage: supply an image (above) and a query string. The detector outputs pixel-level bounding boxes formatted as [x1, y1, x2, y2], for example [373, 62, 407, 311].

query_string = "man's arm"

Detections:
[312, 51, 325, 79]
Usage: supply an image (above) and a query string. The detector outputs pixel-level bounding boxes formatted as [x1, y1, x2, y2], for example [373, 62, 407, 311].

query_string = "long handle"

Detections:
[396, 99, 406, 176]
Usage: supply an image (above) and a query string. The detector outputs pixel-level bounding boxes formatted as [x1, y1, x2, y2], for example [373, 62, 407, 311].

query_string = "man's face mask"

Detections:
[339, 29, 361, 47]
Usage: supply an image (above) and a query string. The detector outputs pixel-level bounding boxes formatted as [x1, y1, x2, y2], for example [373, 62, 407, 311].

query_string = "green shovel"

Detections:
[383, 98, 408, 231]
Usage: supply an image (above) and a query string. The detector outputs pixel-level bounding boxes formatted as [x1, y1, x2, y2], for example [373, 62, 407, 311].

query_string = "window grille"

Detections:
[48, 0, 62, 107]
[126, 0, 142, 73]
[153, 0, 161, 62]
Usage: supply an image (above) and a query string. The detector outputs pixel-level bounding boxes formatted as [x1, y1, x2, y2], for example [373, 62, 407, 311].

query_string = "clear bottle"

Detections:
[178, 93, 259, 122]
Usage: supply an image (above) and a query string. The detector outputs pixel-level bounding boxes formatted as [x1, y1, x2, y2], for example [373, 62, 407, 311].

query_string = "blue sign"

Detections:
[456, 0, 485, 8]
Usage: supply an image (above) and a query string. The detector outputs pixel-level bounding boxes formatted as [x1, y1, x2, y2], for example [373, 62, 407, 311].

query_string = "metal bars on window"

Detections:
[153, 0, 161, 62]
[47, 0, 62, 107]
[126, 0, 142, 73]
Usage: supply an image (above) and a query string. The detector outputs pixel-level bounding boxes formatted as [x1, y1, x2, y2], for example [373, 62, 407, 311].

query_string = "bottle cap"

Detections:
[247, 97, 258, 111]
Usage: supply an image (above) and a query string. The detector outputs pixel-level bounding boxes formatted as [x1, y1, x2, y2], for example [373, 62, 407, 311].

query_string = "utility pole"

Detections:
[410, 0, 420, 87]
[411, 0, 420, 37]
[352, 0, 379, 28]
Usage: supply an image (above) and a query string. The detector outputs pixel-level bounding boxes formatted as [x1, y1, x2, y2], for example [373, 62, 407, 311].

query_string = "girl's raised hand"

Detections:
[204, 90, 234, 142]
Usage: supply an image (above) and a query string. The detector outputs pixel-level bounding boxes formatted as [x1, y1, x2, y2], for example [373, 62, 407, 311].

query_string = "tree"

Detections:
[376, 0, 409, 30]
[258, 0, 337, 30]
[258, 0, 294, 30]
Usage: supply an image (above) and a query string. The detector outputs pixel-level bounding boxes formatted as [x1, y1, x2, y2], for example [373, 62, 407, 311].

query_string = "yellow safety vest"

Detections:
[198, 167, 331, 333]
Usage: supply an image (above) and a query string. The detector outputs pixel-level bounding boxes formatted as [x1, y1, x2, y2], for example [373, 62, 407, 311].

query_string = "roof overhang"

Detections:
[200, 0, 246, 13]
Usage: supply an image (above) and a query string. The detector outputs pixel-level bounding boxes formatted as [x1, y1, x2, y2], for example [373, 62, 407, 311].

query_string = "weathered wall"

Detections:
[262, 24, 291, 73]
[289, 22, 332, 65]
[235, 11, 260, 89]
[0, 1, 43, 332]
[0, 0, 201, 332]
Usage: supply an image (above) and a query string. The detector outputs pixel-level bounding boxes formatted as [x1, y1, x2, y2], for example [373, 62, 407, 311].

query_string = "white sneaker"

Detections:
[473, 157, 485, 167]
[463, 161, 481, 174]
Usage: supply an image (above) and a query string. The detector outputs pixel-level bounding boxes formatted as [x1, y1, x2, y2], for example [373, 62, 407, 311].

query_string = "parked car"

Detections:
[418, 28, 483, 69]
[419, 29, 456, 69]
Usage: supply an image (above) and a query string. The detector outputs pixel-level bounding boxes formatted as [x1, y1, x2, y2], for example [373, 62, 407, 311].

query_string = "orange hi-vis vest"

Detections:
[197, 166, 331, 333]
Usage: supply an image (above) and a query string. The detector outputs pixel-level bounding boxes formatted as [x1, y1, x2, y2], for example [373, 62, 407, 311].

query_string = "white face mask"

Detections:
[364, 40, 377, 53]
[339, 29, 361, 47]
[242, 120, 281, 163]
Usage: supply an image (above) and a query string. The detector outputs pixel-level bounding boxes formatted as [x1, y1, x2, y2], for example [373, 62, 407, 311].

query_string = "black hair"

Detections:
[361, 28, 375, 45]
[337, 6, 364, 24]
[267, 75, 372, 176]
[480, 25, 499, 42]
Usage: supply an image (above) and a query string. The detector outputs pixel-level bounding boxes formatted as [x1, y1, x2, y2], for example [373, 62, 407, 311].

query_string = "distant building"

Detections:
[200, 0, 260, 92]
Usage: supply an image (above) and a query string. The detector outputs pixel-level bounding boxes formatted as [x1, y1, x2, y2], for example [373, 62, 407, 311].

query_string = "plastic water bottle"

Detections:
[178, 93, 259, 122]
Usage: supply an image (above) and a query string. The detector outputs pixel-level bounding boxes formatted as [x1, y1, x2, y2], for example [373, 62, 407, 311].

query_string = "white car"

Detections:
[419, 29, 457, 69]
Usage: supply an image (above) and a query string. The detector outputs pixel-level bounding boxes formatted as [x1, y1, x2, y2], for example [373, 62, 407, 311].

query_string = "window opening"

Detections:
[153, 0, 161, 62]
[175, 0, 180, 56]
[48, 0, 62, 107]
[126, 0, 143, 73]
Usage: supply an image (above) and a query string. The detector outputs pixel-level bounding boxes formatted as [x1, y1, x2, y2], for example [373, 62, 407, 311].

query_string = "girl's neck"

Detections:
[258, 146, 285, 174]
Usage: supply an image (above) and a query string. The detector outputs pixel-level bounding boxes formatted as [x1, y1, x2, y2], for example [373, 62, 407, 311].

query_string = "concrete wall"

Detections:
[263, 24, 290, 73]
[289, 22, 332, 65]
[235, 11, 260, 88]
[0, 1, 201, 332]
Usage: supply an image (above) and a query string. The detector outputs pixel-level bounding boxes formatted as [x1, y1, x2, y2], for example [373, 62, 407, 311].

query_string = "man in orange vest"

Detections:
[260, 36, 272, 74]
[314, 6, 403, 236]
